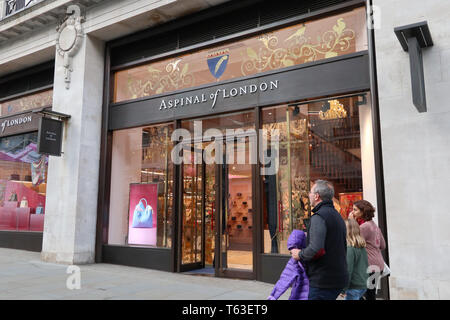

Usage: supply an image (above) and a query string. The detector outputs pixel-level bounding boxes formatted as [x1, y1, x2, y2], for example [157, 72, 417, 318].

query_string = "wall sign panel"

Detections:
[110, 53, 370, 130]
[0, 112, 40, 138]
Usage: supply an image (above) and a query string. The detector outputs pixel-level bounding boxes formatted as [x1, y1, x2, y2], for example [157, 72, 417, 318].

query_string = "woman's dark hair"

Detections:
[354, 200, 375, 221]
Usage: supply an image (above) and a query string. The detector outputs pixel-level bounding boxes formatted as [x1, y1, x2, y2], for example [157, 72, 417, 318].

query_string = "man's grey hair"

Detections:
[313, 180, 334, 201]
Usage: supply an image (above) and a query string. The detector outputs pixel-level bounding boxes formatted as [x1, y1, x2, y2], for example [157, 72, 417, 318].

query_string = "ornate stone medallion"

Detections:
[56, 5, 84, 89]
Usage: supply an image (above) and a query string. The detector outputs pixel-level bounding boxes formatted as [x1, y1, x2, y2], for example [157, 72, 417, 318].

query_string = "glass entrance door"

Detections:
[179, 142, 216, 272]
[215, 134, 254, 278]
[179, 111, 255, 278]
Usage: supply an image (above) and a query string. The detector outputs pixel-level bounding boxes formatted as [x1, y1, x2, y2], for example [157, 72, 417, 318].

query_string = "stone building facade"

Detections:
[0, 0, 449, 299]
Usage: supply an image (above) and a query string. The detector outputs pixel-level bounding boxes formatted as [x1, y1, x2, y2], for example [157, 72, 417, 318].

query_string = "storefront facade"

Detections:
[3, 0, 450, 300]
[0, 63, 53, 251]
[97, 0, 388, 296]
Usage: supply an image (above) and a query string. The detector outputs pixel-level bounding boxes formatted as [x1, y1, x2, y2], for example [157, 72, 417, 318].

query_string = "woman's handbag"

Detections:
[131, 198, 154, 228]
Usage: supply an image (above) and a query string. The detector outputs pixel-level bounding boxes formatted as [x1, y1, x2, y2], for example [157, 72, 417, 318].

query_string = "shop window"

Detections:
[262, 93, 376, 255]
[0, 132, 48, 232]
[108, 123, 174, 248]
[113, 6, 367, 103]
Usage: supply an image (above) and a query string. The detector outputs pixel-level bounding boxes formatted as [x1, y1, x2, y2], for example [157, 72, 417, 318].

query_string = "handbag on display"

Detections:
[20, 197, 29, 208]
[131, 198, 154, 228]
[36, 205, 44, 215]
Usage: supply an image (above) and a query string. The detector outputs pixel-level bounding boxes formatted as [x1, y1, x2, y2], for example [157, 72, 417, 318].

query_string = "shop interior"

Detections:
[0, 133, 47, 232]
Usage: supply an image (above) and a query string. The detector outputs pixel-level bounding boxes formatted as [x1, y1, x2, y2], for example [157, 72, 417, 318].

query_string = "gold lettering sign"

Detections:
[114, 7, 367, 103]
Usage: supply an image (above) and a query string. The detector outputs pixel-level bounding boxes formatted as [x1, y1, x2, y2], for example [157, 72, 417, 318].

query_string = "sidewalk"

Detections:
[0, 248, 280, 300]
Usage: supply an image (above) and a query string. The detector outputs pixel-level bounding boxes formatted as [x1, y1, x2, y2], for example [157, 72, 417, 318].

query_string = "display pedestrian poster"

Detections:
[128, 183, 158, 245]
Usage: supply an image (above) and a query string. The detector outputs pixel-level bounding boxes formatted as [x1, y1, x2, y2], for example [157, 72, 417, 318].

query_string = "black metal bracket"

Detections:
[394, 21, 433, 113]
[32, 108, 71, 121]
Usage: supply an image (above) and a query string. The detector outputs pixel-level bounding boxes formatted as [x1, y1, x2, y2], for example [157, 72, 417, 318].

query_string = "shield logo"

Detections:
[207, 53, 229, 79]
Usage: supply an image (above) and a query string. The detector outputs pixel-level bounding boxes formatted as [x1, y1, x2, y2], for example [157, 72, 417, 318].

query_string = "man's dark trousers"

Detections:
[308, 287, 342, 300]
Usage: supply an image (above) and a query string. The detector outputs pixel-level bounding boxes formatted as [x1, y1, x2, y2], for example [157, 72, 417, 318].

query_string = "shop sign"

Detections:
[159, 80, 279, 111]
[109, 53, 371, 131]
[1, 115, 33, 133]
[0, 113, 40, 138]
[37, 117, 63, 156]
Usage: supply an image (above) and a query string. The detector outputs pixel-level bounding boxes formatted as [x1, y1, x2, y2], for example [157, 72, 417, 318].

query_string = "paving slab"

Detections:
[0, 248, 276, 300]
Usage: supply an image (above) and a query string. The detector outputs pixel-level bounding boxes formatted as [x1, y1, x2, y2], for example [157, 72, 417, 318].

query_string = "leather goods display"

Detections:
[132, 198, 154, 228]
[227, 183, 252, 244]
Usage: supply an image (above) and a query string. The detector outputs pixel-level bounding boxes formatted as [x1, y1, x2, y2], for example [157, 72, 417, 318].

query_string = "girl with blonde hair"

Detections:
[350, 200, 386, 300]
[341, 218, 369, 300]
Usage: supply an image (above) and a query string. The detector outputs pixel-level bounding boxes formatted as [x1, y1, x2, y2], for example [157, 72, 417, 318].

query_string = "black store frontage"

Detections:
[97, 0, 388, 297]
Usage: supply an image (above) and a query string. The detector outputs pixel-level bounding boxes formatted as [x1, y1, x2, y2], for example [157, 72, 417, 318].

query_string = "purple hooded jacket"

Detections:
[268, 230, 309, 300]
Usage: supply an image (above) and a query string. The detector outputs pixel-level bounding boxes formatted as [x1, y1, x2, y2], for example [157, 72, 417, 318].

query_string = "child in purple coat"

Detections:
[268, 230, 309, 300]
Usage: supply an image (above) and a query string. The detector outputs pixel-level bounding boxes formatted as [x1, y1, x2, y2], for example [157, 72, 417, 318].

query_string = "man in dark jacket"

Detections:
[291, 180, 348, 300]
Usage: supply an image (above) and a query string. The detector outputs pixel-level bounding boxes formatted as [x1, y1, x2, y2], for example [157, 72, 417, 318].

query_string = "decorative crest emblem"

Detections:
[207, 49, 230, 79]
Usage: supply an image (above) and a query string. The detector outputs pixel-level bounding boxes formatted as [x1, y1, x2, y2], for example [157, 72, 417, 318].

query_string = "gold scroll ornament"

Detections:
[241, 18, 355, 75]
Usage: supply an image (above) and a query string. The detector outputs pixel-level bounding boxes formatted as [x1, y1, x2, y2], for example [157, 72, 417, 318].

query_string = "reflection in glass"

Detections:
[141, 125, 174, 247]
[182, 145, 203, 264]
[262, 96, 364, 254]
[0, 133, 48, 232]
[204, 163, 215, 265]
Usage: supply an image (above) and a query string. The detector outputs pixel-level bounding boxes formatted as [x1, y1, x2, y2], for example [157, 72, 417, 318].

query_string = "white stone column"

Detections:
[0, 1, 6, 20]
[359, 98, 378, 224]
[41, 33, 105, 264]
